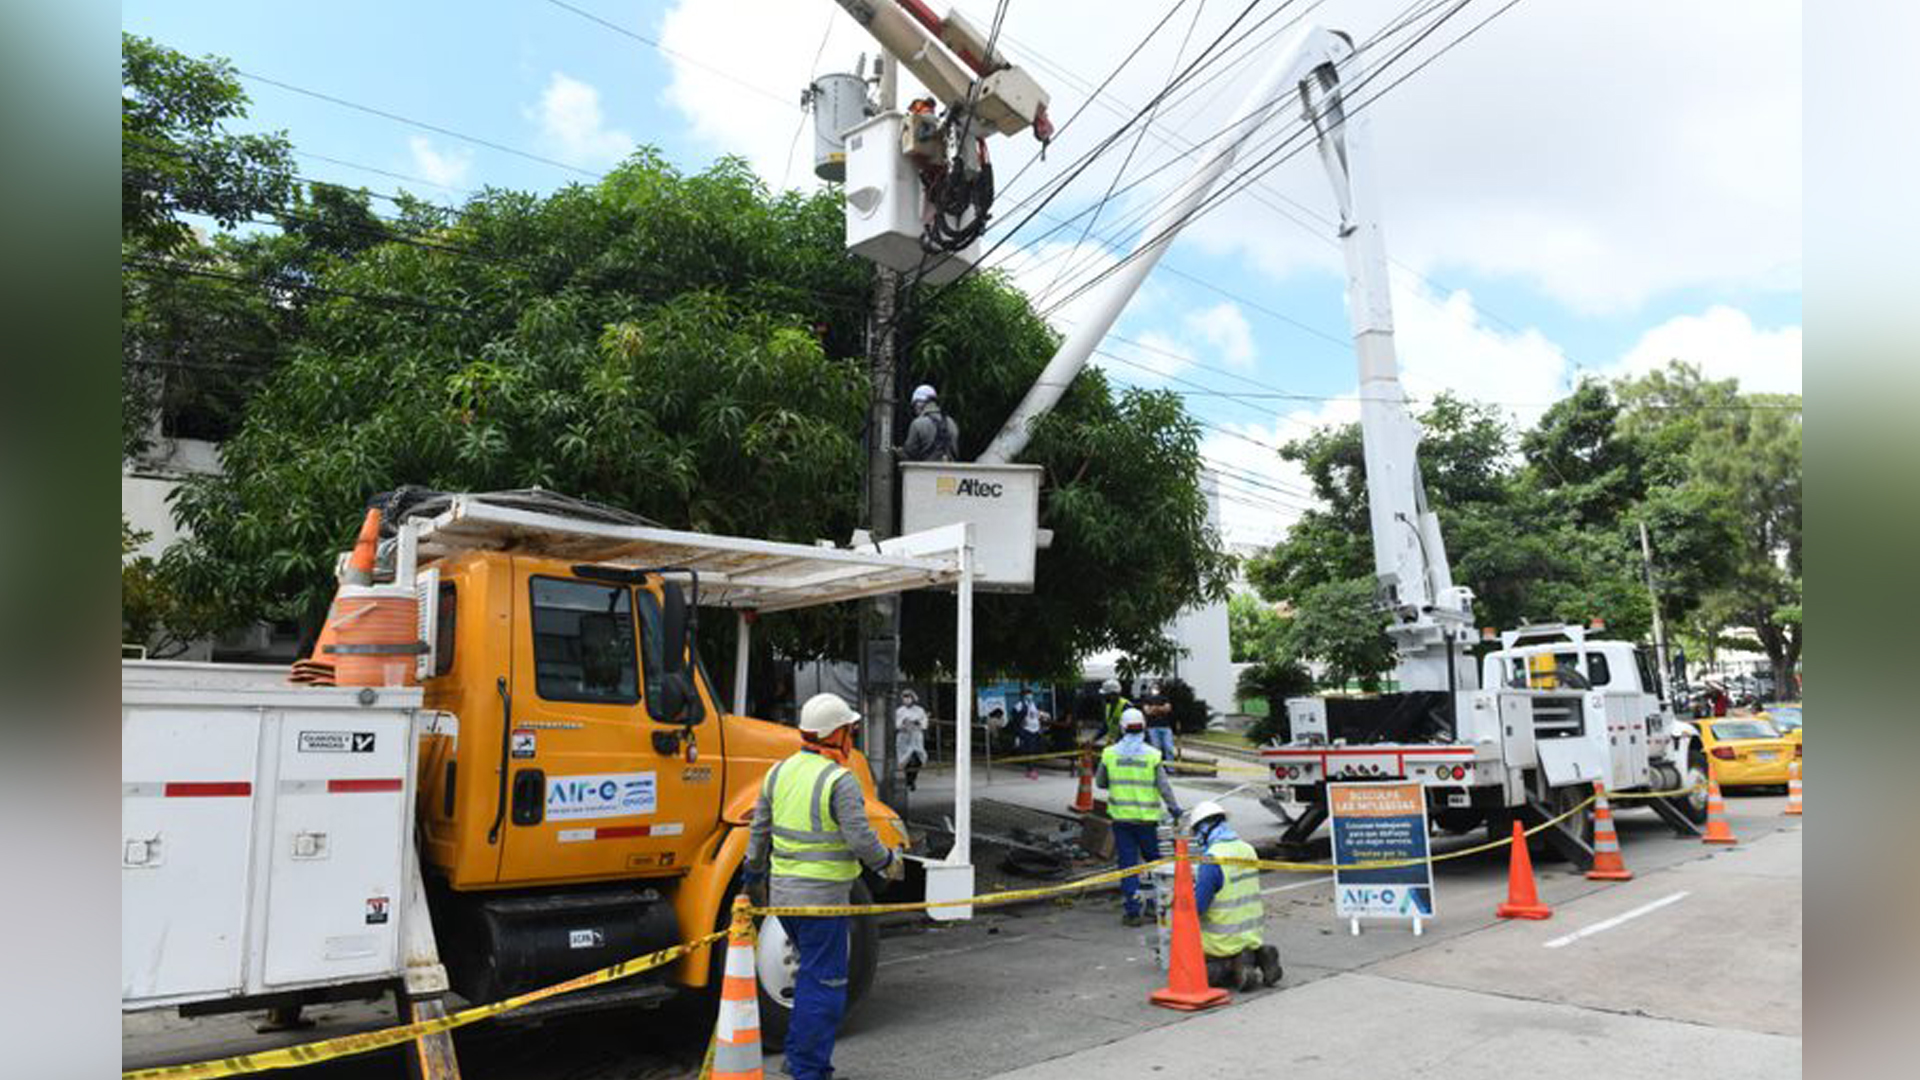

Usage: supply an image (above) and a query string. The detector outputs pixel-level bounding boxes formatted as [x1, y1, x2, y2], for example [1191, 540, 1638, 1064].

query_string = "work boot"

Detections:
[1255, 945, 1283, 987]
[1232, 951, 1260, 992]
[1122, 911, 1145, 928]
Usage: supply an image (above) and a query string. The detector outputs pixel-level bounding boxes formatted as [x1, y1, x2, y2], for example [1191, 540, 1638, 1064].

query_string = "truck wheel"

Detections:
[1677, 754, 1710, 824]
[723, 877, 880, 1052]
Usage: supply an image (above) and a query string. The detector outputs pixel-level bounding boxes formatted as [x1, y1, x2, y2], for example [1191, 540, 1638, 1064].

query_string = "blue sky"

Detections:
[125, 1, 1803, 545]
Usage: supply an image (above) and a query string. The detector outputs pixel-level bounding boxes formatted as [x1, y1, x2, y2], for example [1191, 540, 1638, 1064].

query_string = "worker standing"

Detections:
[894, 689, 929, 793]
[899, 384, 960, 462]
[1139, 679, 1177, 760]
[745, 694, 906, 1080]
[1097, 677, 1132, 744]
[1096, 708, 1182, 926]
[1010, 688, 1044, 779]
[1187, 800, 1282, 991]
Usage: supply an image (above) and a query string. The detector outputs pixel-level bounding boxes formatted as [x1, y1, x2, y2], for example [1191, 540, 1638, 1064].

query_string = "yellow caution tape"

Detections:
[122, 930, 728, 1080]
[135, 781, 1700, 1078]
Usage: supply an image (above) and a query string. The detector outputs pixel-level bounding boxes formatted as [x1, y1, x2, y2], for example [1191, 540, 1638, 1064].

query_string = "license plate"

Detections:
[1446, 792, 1471, 808]
[1754, 751, 1779, 762]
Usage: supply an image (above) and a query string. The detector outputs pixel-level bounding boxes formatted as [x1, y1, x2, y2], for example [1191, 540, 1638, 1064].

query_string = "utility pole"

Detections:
[861, 52, 903, 805]
[1638, 520, 1672, 703]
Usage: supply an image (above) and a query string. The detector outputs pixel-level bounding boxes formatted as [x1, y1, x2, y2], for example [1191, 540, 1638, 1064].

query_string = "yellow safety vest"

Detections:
[1200, 837, 1264, 956]
[1103, 696, 1133, 741]
[1101, 742, 1164, 823]
[766, 751, 859, 883]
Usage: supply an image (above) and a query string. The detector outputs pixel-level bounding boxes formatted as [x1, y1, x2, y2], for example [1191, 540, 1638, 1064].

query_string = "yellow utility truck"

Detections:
[123, 491, 982, 1063]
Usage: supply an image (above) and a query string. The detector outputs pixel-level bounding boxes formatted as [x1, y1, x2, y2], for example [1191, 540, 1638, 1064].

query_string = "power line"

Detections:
[124, 255, 473, 315]
[236, 69, 602, 179]
[543, 0, 799, 109]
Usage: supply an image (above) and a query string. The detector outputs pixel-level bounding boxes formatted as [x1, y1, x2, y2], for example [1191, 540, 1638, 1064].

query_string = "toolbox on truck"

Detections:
[121, 662, 423, 1010]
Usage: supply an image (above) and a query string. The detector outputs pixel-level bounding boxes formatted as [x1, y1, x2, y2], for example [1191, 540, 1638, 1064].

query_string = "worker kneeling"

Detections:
[746, 693, 906, 1080]
[1187, 800, 1282, 992]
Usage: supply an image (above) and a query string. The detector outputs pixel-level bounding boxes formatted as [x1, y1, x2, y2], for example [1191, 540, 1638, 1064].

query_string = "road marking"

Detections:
[1263, 875, 1332, 896]
[878, 934, 1030, 967]
[1543, 890, 1690, 948]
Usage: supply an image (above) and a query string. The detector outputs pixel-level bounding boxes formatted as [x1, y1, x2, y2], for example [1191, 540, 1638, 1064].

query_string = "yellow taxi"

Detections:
[1700, 715, 1800, 788]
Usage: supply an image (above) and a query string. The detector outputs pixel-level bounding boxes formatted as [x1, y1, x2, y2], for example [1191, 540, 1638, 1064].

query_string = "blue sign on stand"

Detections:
[1329, 781, 1435, 935]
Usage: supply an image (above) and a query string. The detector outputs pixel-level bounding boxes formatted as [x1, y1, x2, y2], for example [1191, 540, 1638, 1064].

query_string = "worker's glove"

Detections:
[882, 851, 908, 882]
[743, 868, 769, 907]
[1168, 806, 1185, 825]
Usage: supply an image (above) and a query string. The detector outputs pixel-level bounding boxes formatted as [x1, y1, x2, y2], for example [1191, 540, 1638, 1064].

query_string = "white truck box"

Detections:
[121, 662, 422, 1010]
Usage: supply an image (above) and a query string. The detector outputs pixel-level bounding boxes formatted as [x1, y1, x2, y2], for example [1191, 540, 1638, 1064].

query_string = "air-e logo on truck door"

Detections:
[545, 771, 657, 821]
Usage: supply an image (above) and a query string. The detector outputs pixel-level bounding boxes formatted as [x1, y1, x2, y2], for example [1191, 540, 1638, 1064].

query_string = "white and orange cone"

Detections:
[1586, 781, 1633, 881]
[709, 897, 762, 1080]
[1701, 768, 1738, 845]
[1784, 757, 1803, 816]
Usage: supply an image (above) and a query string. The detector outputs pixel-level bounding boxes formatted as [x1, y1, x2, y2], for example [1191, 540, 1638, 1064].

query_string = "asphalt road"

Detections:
[123, 779, 1801, 1080]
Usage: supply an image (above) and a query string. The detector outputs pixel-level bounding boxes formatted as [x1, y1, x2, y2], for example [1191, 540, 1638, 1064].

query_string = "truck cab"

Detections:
[411, 548, 906, 1013]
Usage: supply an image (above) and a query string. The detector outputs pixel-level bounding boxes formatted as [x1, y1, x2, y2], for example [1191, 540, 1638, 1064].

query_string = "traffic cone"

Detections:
[1149, 838, 1231, 1011]
[1068, 746, 1096, 814]
[343, 507, 382, 586]
[1784, 758, 1803, 816]
[1586, 782, 1633, 882]
[1702, 770, 1738, 844]
[709, 897, 762, 1080]
[1494, 820, 1552, 920]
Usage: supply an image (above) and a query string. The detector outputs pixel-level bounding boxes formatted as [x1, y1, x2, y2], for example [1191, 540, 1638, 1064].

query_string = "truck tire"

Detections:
[718, 875, 880, 1052]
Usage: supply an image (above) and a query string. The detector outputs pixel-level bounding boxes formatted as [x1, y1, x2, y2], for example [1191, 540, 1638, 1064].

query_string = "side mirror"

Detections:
[650, 579, 705, 726]
[660, 582, 688, 676]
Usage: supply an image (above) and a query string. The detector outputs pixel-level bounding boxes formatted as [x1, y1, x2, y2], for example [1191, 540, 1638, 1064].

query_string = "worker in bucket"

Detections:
[1096, 707, 1182, 926]
[894, 689, 929, 793]
[900, 383, 959, 462]
[745, 693, 906, 1080]
[1186, 800, 1283, 991]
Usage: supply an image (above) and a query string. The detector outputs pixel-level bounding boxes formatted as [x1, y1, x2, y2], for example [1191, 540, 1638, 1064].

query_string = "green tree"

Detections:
[163, 152, 1231, 678]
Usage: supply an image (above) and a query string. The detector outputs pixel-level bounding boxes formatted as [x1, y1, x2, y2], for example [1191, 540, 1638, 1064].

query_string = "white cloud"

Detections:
[407, 137, 472, 188]
[1389, 271, 1570, 428]
[1185, 302, 1256, 368]
[529, 72, 634, 168]
[1613, 307, 1802, 395]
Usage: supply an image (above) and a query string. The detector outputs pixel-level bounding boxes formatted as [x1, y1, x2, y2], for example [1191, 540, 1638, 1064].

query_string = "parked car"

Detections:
[1698, 716, 1799, 789]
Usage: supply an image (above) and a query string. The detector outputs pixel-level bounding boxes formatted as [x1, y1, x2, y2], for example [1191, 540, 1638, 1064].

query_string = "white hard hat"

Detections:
[911, 384, 938, 405]
[1101, 678, 1122, 694]
[1187, 799, 1229, 834]
[800, 693, 860, 736]
[900, 689, 917, 702]
[1119, 707, 1146, 731]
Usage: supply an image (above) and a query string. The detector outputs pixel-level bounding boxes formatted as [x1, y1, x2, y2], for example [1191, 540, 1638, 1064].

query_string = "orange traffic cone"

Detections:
[1586, 782, 1633, 882]
[343, 508, 382, 586]
[1068, 746, 1096, 814]
[1784, 758, 1803, 816]
[1701, 770, 1738, 844]
[709, 897, 762, 1080]
[1149, 838, 1232, 1012]
[1494, 820, 1552, 919]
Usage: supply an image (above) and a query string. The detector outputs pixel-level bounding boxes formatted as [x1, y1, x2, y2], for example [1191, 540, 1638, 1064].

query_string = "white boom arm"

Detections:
[829, 1, 1052, 139]
[978, 24, 1473, 690]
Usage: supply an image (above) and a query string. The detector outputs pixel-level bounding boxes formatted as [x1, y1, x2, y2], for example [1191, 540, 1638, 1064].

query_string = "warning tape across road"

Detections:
[128, 782, 1696, 1078]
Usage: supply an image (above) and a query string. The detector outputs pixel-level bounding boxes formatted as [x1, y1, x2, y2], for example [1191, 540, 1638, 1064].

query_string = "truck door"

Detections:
[500, 564, 721, 883]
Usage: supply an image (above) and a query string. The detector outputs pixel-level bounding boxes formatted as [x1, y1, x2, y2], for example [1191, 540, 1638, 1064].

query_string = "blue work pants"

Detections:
[1146, 726, 1177, 759]
[1112, 821, 1162, 917]
[782, 914, 850, 1080]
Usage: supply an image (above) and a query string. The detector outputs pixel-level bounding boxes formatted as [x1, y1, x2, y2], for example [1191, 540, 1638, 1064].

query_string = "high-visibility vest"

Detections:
[1100, 742, 1164, 823]
[1200, 837, 1264, 956]
[1103, 696, 1133, 741]
[766, 751, 859, 882]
